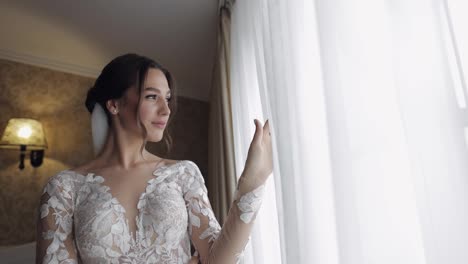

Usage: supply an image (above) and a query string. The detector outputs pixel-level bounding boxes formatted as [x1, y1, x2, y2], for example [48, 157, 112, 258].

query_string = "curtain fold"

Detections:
[207, 3, 237, 225]
[229, 0, 468, 263]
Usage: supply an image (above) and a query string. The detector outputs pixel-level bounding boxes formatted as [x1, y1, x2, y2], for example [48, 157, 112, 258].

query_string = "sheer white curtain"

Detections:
[229, 0, 468, 264]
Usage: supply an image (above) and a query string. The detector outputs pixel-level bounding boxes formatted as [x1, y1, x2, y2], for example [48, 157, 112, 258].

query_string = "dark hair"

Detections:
[85, 53, 178, 157]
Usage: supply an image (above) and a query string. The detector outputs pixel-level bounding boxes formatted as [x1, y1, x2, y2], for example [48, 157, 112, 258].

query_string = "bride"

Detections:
[36, 53, 273, 264]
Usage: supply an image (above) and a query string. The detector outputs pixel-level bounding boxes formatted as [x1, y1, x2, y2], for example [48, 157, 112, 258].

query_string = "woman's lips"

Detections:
[152, 122, 166, 128]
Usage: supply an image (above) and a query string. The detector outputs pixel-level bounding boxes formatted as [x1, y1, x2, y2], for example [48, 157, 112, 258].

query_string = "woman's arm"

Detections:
[183, 163, 266, 264]
[185, 119, 273, 264]
[36, 174, 79, 264]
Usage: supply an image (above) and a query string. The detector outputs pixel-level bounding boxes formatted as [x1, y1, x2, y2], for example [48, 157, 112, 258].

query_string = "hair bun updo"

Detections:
[85, 87, 99, 113]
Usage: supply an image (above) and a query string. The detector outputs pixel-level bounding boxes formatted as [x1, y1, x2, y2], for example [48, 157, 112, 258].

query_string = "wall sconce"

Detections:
[0, 118, 48, 170]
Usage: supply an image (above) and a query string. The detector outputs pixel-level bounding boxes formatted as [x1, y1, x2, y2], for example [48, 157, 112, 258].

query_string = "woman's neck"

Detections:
[95, 128, 160, 170]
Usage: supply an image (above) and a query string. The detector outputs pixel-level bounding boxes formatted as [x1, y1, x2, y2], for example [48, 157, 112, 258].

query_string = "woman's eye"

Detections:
[146, 94, 157, 99]
[146, 94, 171, 102]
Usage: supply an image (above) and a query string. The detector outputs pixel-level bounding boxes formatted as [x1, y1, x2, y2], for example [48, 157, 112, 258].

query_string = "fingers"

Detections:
[263, 119, 270, 138]
[253, 118, 271, 143]
[253, 119, 263, 142]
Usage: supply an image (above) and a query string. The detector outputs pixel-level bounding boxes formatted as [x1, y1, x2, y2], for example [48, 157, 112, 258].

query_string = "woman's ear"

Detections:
[106, 99, 119, 114]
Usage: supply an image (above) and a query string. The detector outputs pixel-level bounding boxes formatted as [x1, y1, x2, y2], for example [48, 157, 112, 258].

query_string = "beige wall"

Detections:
[0, 58, 209, 246]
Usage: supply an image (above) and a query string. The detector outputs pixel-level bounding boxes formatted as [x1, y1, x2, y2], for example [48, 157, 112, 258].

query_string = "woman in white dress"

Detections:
[35, 53, 273, 264]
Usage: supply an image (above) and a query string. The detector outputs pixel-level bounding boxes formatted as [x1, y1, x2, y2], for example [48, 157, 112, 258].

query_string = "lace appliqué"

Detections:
[237, 184, 266, 224]
[229, 184, 266, 264]
[183, 161, 222, 243]
[40, 174, 78, 264]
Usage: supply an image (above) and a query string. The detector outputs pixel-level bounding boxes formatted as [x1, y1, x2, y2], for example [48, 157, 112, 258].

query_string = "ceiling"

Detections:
[0, 0, 220, 102]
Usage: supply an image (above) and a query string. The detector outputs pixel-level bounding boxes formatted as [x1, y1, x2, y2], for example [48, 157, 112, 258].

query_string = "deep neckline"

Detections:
[64, 159, 184, 244]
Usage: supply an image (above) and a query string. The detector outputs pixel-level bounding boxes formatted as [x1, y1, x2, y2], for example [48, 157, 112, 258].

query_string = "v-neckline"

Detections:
[66, 160, 183, 244]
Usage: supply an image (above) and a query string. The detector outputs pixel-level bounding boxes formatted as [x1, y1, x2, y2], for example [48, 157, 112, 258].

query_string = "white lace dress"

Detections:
[36, 160, 265, 264]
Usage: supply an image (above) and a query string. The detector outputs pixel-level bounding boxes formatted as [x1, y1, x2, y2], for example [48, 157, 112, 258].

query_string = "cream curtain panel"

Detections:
[228, 0, 468, 263]
[207, 2, 237, 225]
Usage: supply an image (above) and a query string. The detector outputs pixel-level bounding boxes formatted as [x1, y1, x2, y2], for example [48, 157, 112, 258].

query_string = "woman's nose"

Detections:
[159, 98, 171, 115]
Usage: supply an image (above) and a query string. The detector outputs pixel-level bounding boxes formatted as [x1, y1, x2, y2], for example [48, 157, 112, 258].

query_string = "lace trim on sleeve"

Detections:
[233, 184, 265, 263]
[182, 160, 266, 264]
[183, 162, 222, 243]
[39, 174, 77, 264]
[236, 184, 266, 224]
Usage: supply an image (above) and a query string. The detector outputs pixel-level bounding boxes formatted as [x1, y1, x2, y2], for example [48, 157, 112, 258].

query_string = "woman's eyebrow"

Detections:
[145, 87, 171, 96]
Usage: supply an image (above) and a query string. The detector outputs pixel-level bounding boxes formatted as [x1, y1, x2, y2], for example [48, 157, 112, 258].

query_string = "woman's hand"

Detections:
[238, 119, 273, 194]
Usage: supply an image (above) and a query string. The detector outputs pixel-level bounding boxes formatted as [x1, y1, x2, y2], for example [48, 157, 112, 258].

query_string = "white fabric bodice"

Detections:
[37, 159, 265, 264]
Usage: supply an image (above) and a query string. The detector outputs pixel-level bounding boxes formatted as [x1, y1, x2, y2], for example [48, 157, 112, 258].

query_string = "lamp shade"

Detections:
[0, 118, 48, 150]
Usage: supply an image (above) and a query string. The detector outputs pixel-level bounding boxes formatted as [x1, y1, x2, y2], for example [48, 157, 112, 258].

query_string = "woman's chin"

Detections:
[147, 135, 164, 143]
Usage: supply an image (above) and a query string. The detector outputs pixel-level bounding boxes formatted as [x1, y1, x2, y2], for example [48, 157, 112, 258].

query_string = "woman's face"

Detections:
[117, 68, 171, 143]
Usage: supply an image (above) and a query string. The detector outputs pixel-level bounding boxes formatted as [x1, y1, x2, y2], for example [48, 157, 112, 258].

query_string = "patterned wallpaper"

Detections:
[0, 58, 209, 246]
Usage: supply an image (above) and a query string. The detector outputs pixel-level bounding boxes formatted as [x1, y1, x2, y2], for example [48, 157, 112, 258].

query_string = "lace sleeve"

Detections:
[36, 173, 79, 264]
[182, 161, 265, 264]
